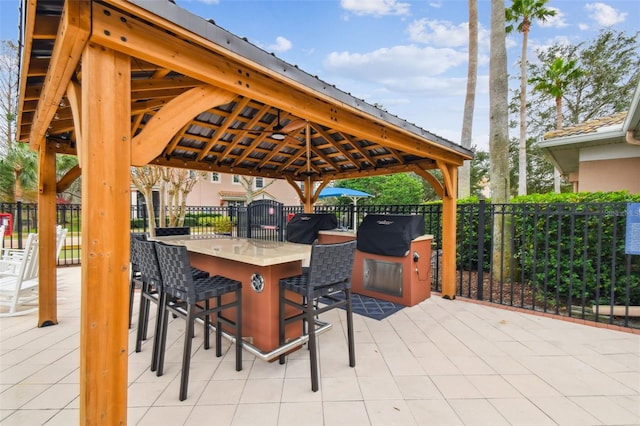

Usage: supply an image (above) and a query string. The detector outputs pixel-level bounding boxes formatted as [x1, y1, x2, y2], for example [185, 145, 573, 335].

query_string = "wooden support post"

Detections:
[37, 142, 58, 326]
[440, 163, 458, 299]
[79, 43, 131, 425]
[303, 176, 313, 213]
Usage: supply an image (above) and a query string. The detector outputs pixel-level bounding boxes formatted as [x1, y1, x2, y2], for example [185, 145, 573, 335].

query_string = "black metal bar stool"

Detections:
[278, 240, 357, 392]
[129, 233, 147, 329]
[133, 238, 210, 357]
[154, 242, 243, 401]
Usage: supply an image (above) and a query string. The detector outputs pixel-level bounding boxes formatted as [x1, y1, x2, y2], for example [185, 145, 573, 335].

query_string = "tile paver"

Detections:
[0, 266, 638, 425]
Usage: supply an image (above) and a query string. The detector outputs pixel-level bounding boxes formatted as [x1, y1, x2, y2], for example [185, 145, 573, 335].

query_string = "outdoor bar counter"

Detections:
[155, 235, 311, 355]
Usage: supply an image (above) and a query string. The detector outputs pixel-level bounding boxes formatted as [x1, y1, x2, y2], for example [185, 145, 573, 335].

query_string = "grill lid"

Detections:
[357, 214, 425, 256]
[286, 213, 338, 244]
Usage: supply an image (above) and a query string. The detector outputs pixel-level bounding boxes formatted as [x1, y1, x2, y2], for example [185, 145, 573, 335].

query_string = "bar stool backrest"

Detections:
[130, 233, 147, 268]
[154, 243, 196, 303]
[155, 227, 190, 237]
[307, 240, 357, 289]
[136, 239, 163, 287]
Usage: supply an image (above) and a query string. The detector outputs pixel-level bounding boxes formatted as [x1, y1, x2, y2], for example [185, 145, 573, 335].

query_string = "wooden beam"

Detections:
[37, 142, 58, 327]
[131, 86, 235, 166]
[66, 80, 83, 167]
[196, 96, 249, 161]
[303, 176, 313, 213]
[436, 160, 455, 197]
[28, 0, 90, 151]
[56, 164, 81, 193]
[15, 0, 37, 138]
[79, 43, 131, 425]
[90, 3, 469, 166]
[411, 167, 444, 198]
[439, 163, 458, 299]
[285, 175, 304, 201]
[311, 180, 332, 205]
[33, 15, 61, 39]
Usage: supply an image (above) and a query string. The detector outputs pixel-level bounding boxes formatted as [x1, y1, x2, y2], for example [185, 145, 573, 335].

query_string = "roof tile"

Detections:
[544, 112, 627, 139]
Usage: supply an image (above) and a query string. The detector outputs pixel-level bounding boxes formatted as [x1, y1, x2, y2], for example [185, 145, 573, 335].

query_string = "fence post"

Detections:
[476, 198, 485, 300]
[16, 201, 23, 249]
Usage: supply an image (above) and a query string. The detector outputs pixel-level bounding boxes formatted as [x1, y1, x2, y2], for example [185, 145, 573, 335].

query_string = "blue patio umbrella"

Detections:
[317, 187, 372, 202]
[318, 187, 372, 230]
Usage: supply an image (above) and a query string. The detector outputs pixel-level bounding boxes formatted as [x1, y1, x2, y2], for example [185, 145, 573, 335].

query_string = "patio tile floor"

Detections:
[1, 266, 639, 425]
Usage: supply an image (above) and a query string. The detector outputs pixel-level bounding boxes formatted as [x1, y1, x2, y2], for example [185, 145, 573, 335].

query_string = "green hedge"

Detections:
[196, 214, 232, 233]
[456, 192, 640, 306]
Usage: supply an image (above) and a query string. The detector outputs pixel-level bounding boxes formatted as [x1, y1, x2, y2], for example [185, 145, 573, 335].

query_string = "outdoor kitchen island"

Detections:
[154, 235, 312, 357]
[318, 214, 433, 307]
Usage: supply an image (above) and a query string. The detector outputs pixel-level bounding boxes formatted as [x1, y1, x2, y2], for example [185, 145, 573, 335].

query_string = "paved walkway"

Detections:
[1, 266, 639, 425]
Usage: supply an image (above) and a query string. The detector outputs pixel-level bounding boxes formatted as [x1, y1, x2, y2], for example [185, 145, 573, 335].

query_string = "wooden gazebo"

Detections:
[16, 0, 473, 422]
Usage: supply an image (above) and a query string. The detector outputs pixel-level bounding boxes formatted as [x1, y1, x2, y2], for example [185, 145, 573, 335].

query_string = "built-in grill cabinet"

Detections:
[353, 214, 432, 306]
[286, 213, 338, 244]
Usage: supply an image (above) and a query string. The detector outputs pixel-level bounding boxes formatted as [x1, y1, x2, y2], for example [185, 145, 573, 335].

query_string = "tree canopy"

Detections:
[527, 29, 639, 136]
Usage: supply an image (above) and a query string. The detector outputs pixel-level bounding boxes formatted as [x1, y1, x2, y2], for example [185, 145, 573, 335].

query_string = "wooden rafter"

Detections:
[90, 3, 466, 167]
[131, 86, 235, 166]
[28, 0, 90, 151]
[196, 96, 250, 161]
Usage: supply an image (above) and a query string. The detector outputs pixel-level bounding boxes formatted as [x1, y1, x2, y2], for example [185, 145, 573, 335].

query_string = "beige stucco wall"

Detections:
[578, 158, 640, 193]
[186, 173, 302, 206]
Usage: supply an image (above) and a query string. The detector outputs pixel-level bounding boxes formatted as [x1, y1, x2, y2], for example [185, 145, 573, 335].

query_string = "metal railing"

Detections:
[2, 201, 637, 329]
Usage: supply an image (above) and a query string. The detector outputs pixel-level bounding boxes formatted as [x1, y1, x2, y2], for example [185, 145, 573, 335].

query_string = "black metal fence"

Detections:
[453, 201, 639, 329]
[2, 201, 637, 329]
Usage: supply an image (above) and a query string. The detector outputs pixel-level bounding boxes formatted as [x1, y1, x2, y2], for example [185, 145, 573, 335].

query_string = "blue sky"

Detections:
[1, 0, 638, 150]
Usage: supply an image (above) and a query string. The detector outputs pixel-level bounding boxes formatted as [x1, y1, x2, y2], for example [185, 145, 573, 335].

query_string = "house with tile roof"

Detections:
[539, 82, 640, 193]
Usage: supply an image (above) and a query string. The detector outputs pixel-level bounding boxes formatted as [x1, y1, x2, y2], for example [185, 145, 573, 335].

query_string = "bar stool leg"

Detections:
[345, 289, 356, 367]
[235, 288, 243, 371]
[156, 293, 170, 377]
[307, 305, 319, 392]
[180, 304, 196, 401]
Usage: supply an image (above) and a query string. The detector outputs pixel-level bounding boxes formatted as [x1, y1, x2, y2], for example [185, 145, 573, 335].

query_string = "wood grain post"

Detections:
[79, 42, 131, 425]
[37, 142, 58, 326]
[440, 164, 458, 299]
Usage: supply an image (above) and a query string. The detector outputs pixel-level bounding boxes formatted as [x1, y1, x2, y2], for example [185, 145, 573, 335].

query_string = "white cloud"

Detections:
[266, 36, 292, 53]
[529, 36, 573, 63]
[340, 0, 410, 17]
[407, 19, 492, 51]
[325, 45, 466, 79]
[537, 8, 568, 28]
[585, 3, 627, 26]
[196, 0, 220, 4]
[578, 23, 590, 31]
[407, 19, 468, 47]
[429, 2, 442, 8]
[323, 44, 470, 97]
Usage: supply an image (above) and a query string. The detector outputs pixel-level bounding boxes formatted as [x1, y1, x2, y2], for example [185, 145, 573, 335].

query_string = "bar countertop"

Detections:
[154, 235, 312, 267]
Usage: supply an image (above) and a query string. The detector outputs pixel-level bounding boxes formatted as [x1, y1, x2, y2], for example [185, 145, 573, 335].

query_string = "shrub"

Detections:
[210, 216, 233, 233]
[457, 191, 640, 307]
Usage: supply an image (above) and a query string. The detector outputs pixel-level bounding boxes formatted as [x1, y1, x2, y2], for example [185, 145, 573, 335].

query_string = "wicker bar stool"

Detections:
[154, 242, 243, 401]
[278, 240, 357, 392]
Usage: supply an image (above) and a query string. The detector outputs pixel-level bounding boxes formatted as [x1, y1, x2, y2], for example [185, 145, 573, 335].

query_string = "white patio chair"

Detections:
[1, 227, 26, 274]
[1, 227, 66, 272]
[0, 233, 39, 316]
[0, 228, 67, 316]
[56, 226, 68, 260]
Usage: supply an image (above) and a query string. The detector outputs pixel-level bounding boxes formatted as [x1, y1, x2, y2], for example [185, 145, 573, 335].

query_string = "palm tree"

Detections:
[506, 0, 556, 196]
[0, 143, 38, 202]
[490, 0, 510, 203]
[530, 56, 583, 193]
[530, 57, 584, 130]
[490, 0, 511, 280]
[458, 0, 478, 199]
